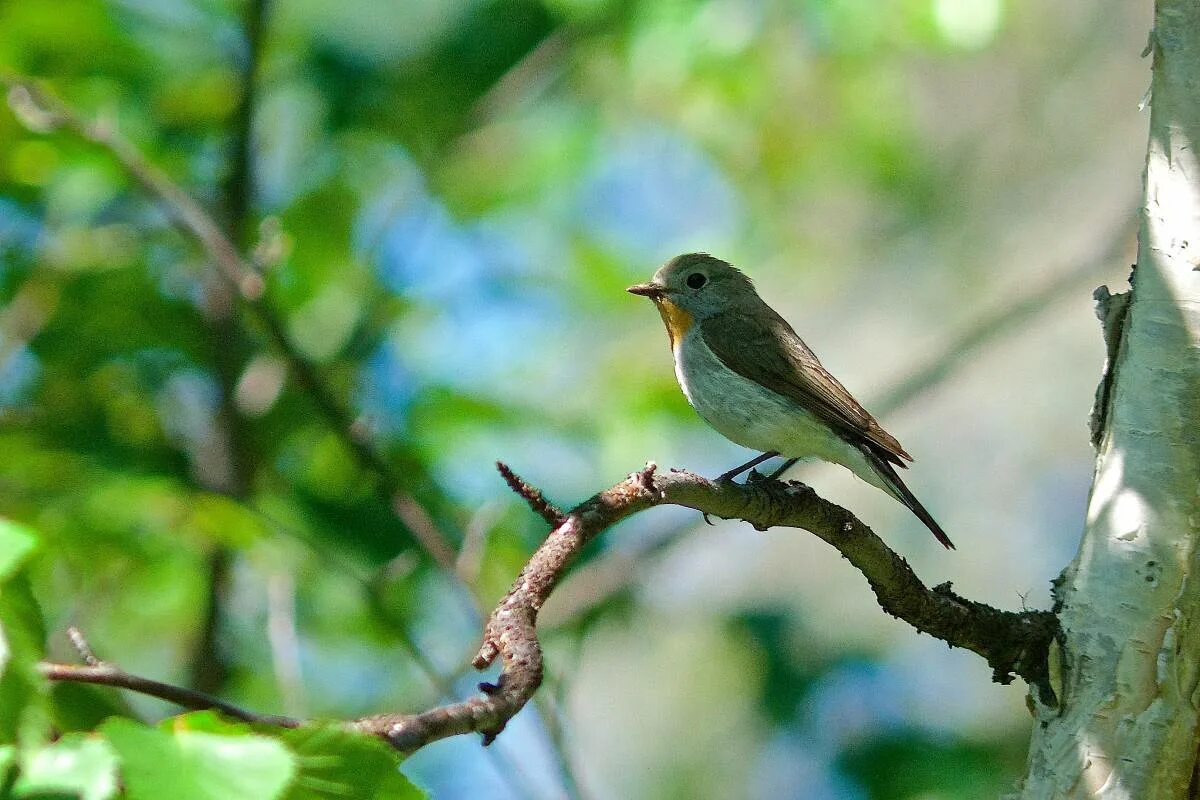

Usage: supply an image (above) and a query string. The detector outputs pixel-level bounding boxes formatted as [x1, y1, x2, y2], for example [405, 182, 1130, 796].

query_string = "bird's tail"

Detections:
[863, 448, 955, 550]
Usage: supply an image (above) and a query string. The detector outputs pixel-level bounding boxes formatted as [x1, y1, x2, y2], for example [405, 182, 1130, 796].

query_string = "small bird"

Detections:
[628, 253, 953, 549]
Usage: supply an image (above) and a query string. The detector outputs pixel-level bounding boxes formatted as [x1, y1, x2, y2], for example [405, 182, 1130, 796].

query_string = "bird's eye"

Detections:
[686, 272, 707, 289]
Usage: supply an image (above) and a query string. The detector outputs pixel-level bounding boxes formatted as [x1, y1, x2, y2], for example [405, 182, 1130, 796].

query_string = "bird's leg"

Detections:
[763, 457, 800, 482]
[715, 451, 779, 483]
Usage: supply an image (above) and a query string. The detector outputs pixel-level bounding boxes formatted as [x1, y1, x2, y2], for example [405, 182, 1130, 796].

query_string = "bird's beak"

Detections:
[627, 282, 665, 299]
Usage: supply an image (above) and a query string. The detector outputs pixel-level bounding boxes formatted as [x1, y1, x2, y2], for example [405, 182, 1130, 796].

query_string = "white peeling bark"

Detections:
[1017, 2, 1200, 798]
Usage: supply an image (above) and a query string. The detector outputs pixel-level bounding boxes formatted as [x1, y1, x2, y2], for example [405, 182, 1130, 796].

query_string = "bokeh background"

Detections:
[0, 0, 1150, 797]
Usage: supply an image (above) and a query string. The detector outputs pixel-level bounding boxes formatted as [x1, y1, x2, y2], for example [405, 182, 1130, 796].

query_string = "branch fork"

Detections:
[39, 460, 1059, 754]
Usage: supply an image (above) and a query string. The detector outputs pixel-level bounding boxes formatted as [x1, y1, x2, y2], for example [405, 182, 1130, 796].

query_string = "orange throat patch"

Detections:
[654, 297, 693, 350]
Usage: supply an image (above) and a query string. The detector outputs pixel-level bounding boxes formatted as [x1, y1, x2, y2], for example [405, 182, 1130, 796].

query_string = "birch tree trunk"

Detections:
[1017, 2, 1200, 797]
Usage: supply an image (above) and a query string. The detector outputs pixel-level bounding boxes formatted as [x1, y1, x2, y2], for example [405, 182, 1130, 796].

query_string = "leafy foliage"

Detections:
[12, 734, 119, 800]
[0, 515, 423, 798]
[0, 0, 1141, 796]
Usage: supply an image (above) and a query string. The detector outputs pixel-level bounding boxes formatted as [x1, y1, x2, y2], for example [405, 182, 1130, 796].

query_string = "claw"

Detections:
[480, 719, 508, 746]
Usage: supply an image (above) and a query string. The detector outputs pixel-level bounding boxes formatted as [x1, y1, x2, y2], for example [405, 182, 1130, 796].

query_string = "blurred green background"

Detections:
[0, 0, 1148, 797]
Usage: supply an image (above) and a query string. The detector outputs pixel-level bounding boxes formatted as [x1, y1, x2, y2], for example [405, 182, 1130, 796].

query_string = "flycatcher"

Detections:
[628, 253, 953, 549]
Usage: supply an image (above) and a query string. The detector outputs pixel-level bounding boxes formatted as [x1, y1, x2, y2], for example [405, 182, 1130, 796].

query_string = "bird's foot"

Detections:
[763, 457, 800, 483]
[714, 467, 746, 484]
[714, 451, 779, 483]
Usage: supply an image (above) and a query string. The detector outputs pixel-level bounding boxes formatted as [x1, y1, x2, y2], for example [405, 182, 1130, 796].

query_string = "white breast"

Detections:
[672, 326, 875, 475]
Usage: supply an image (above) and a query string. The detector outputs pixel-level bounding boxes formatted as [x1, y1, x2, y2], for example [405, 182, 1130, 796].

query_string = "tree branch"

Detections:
[38, 661, 302, 729]
[871, 221, 1136, 418]
[3, 80, 263, 300]
[360, 462, 1057, 750]
[45, 628, 299, 728]
[46, 462, 1055, 753]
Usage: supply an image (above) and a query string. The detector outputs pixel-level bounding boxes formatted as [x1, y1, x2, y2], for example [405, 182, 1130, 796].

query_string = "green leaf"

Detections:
[0, 744, 15, 784]
[13, 733, 118, 800]
[160, 710, 253, 736]
[0, 573, 49, 746]
[0, 519, 38, 584]
[102, 717, 296, 800]
[280, 724, 426, 800]
[154, 714, 425, 798]
[50, 681, 139, 734]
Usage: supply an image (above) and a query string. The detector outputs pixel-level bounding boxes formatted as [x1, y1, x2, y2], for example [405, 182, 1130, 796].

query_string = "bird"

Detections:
[627, 253, 953, 549]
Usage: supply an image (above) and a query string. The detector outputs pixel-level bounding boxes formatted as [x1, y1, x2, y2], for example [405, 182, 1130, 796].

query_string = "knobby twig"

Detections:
[43, 462, 1058, 753]
[496, 460, 564, 526]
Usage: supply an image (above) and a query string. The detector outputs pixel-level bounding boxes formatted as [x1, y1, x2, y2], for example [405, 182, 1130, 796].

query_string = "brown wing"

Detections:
[700, 308, 912, 465]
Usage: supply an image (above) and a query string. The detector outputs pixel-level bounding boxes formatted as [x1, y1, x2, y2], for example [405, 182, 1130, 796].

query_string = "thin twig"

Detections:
[49, 627, 297, 726]
[496, 461, 563, 527]
[4, 81, 263, 300]
[38, 662, 302, 728]
[66, 626, 100, 666]
[455, 501, 505, 586]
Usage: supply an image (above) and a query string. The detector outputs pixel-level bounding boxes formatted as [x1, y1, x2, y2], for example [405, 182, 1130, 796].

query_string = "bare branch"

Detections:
[66, 626, 101, 667]
[496, 461, 563, 526]
[38, 662, 301, 729]
[351, 464, 1058, 751]
[42, 463, 1057, 753]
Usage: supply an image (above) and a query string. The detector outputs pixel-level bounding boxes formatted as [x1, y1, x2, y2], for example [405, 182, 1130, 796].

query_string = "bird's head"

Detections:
[627, 253, 757, 342]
